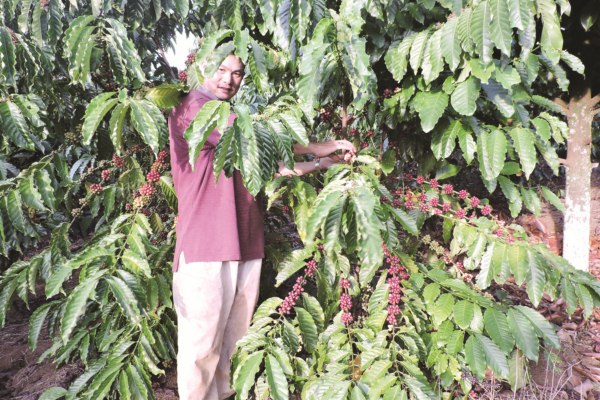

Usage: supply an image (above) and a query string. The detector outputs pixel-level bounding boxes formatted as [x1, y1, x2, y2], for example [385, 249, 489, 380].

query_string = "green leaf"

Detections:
[441, 17, 461, 71]
[453, 300, 475, 330]
[477, 334, 509, 378]
[122, 249, 152, 278]
[482, 80, 515, 117]
[381, 149, 396, 174]
[509, 128, 537, 179]
[248, 41, 269, 94]
[61, 270, 104, 342]
[490, 0, 512, 56]
[538, 0, 563, 61]
[302, 293, 325, 331]
[0, 101, 35, 150]
[465, 336, 486, 379]
[409, 30, 429, 73]
[520, 187, 541, 216]
[541, 187, 564, 213]
[477, 129, 507, 181]
[422, 30, 444, 84]
[145, 84, 183, 108]
[413, 90, 449, 133]
[275, 246, 315, 286]
[507, 309, 539, 361]
[352, 187, 384, 285]
[457, 126, 476, 164]
[29, 302, 54, 350]
[385, 35, 415, 82]
[106, 276, 141, 325]
[39, 387, 68, 400]
[514, 306, 559, 348]
[451, 77, 481, 116]
[431, 120, 459, 160]
[34, 169, 56, 209]
[471, 1, 492, 64]
[265, 354, 289, 400]
[130, 100, 164, 155]
[484, 308, 514, 353]
[19, 176, 46, 211]
[0, 27, 17, 86]
[432, 293, 455, 327]
[525, 250, 545, 307]
[388, 206, 418, 235]
[108, 103, 128, 154]
[295, 307, 318, 353]
[234, 351, 264, 399]
[81, 92, 117, 146]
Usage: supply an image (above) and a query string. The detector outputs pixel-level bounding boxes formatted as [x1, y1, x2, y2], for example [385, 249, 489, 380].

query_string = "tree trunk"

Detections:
[562, 89, 597, 270]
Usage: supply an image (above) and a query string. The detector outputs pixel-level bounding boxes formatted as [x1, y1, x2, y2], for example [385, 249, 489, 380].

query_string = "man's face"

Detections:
[203, 55, 245, 100]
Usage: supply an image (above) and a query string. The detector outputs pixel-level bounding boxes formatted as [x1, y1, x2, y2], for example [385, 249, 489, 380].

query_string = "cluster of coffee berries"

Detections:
[101, 169, 111, 181]
[305, 259, 318, 278]
[185, 52, 196, 65]
[139, 183, 155, 197]
[278, 276, 305, 315]
[179, 70, 188, 82]
[388, 176, 497, 223]
[383, 88, 393, 98]
[146, 170, 160, 183]
[384, 246, 409, 327]
[339, 278, 353, 325]
[318, 108, 334, 122]
[90, 183, 103, 194]
[112, 154, 126, 169]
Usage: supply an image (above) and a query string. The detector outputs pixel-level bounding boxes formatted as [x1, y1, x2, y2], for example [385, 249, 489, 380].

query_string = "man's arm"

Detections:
[293, 139, 356, 158]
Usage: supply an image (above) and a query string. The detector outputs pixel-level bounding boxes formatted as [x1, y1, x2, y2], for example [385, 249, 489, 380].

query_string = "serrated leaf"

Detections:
[514, 305, 559, 348]
[265, 354, 289, 400]
[61, 270, 103, 342]
[471, 1, 493, 64]
[413, 90, 449, 133]
[507, 309, 539, 361]
[106, 276, 141, 325]
[541, 186, 565, 212]
[477, 129, 507, 181]
[0, 101, 35, 150]
[484, 308, 514, 353]
[295, 307, 318, 353]
[477, 334, 509, 378]
[122, 249, 152, 278]
[451, 77, 481, 116]
[29, 302, 54, 350]
[234, 350, 264, 399]
[130, 100, 163, 155]
[465, 335, 486, 380]
[409, 30, 429, 73]
[490, 0, 512, 56]
[441, 17, 461, 71]
[145, 85, 183, 108]
[385, 35, 415, 82]
[482, 80, 515, 117]
[81, 92, 117, 146]
[509, 127, 537, 179]
[457, 126, 476, 164]
[453, 300, 475, 330]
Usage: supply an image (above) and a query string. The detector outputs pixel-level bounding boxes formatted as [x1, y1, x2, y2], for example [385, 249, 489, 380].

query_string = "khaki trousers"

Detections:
[173, 253, 262, 400]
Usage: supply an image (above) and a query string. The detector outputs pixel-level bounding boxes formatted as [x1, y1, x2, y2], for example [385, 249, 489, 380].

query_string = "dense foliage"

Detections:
[0, 0, 599, 399]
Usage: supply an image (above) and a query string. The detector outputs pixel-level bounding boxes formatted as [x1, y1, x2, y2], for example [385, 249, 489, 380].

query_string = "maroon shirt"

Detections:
[169, 87, 264, 271]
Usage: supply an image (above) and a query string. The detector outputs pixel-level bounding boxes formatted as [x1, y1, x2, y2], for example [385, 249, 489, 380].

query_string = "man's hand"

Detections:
[305, 139, 357, 158]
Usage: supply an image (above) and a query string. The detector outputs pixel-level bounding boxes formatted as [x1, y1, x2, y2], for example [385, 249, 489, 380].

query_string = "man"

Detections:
[168, 54, 355, 400]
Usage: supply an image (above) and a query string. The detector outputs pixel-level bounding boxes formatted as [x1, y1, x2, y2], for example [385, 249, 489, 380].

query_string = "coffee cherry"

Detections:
[146, 170, 160, 183]
[179, 70, 188, 82]
[139, 183, 155, 197]
[101, 169, 111, 181]
[90, 183, 103, 194]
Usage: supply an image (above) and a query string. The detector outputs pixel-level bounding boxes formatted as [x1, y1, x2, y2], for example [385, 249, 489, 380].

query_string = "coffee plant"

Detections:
[0, 0, 598, 399]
